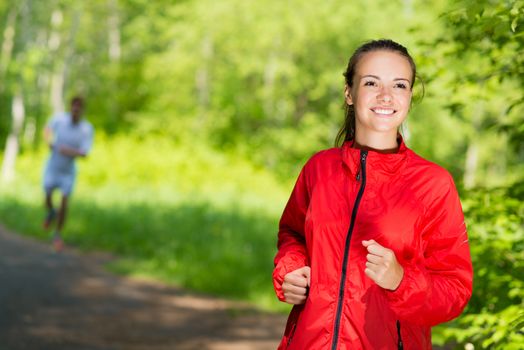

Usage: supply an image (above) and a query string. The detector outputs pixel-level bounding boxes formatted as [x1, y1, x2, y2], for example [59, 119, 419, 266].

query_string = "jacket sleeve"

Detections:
[385, 173, 473, 326]
[273, 165, 311, 302]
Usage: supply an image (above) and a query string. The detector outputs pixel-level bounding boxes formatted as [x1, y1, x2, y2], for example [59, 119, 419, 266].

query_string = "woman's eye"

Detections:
[364, 81, 377, 87]
[395, 82, 408, 89]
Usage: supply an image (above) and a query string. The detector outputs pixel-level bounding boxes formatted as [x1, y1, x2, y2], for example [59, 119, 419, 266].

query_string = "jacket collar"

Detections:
[341, 135, 409, 179]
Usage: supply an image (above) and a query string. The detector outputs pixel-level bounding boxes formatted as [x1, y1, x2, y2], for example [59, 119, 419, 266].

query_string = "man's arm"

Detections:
[56, 145, 87, 157]
[43, 126, 54, 150]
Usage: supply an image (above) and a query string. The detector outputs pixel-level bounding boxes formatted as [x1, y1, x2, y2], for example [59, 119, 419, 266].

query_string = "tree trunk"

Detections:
[1, 93, 25, 182]
[107, 0, 121, 127]
[0, 7, 17, 92]
[463, 141, 478, 189]
[195, 34, 213, 126]
[62, 6, 80, 90]
[463, 101, 484, 189]
[107, 0, 121, 62]
[403, 0, 413, 17]
[0, 6, 19, 183]
[263, 49, 277, 120]
[48, 6, 80, 115]
[49, 8, 64, 114]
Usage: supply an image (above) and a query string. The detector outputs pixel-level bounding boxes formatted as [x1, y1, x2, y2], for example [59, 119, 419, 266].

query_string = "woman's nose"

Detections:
[377, 87, 392, 103]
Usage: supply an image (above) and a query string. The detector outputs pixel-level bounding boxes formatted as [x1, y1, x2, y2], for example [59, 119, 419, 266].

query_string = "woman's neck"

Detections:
[353, 131, 399, 153]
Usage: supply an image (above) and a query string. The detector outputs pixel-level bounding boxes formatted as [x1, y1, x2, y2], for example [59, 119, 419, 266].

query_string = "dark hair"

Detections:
[71, 96, 84, 106]
[335, 39, 418, 147]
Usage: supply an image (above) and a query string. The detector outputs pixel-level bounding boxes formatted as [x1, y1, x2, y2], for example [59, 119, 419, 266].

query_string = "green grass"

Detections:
[0, 135, 294, 313]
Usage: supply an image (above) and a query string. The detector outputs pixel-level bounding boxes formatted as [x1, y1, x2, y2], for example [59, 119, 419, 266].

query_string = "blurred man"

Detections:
[42, 96, 94, 251]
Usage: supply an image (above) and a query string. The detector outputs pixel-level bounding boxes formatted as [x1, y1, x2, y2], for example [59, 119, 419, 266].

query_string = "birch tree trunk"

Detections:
[49, 6, 80, 115]
[0, 7, 17, 92]
[0, 6, 19, 183]
[107, 0, 121, 126]
[62, 8, 80, 96]
[195, 34, 213, 126]
[107, 0, 121, 62]
[49, 8, 65, 114]
[263, 49, 277, 120]
[463, 102, 484, 189]
[1, 93, 25, 182]
[463, 139, 478, 189]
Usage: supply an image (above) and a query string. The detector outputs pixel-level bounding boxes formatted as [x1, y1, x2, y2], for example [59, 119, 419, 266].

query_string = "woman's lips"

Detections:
[371, 107, 396, 115]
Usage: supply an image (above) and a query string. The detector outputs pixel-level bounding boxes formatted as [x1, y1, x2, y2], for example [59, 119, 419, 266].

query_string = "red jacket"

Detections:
[273, 140, 473, 350]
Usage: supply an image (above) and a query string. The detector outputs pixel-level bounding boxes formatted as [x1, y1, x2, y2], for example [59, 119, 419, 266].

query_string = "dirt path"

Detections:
[0, 225, 286, 350]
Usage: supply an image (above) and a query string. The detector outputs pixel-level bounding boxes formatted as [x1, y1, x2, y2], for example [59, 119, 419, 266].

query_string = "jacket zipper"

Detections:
[397, 320, 403, 350]
[330, 150, 368, 350]
[286, 322, 297, 348]
[285, 305, 302, 349]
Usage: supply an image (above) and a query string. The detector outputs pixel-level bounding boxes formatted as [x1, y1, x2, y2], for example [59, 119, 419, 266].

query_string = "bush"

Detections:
[433, 181, 524, 349]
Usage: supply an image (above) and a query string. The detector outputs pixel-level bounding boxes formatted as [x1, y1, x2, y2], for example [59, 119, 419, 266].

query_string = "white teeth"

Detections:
[373, 108, 394, 115]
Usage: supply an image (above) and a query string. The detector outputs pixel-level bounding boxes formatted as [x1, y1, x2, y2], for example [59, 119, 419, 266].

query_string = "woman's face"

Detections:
[345, 50, 413, 142]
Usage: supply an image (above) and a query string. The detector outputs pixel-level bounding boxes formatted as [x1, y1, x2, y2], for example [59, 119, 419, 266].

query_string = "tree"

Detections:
[428, 1, 524, 347]
[423, 0, 524, 188]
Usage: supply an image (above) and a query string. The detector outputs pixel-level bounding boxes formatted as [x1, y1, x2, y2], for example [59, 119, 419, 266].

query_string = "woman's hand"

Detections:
[362, 240, 404, 291]
[282, 266, 311, 305]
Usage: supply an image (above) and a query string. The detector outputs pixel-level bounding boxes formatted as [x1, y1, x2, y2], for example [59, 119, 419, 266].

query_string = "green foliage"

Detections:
[421, 0, 524, 186]
[1, 0, 520, 186]
[127, 0, 446, 178]
[426, 4, 524, 343]
[433, 181, 524, 348]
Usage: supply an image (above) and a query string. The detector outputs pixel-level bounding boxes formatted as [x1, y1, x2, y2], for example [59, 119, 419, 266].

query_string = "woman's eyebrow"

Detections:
[361, 74, 411, 83]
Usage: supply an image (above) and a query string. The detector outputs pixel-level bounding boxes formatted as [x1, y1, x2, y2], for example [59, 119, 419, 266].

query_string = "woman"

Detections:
[273, 39, 473, 349]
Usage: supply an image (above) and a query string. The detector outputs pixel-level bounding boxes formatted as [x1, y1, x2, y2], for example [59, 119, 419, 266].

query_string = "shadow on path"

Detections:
[0, 225, 285, 350]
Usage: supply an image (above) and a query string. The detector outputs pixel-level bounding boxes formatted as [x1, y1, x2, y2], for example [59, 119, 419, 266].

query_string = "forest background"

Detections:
[0, 0, 522, 348]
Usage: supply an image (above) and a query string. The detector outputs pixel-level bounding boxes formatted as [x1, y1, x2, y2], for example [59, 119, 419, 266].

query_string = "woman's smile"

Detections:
[371, 107, 396, 116]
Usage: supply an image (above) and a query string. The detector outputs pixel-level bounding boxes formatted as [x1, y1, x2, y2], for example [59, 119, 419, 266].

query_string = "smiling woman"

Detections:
[272, 39, 473, 349]
[338, 39, 417, 152]
[345, 50, 413, 150]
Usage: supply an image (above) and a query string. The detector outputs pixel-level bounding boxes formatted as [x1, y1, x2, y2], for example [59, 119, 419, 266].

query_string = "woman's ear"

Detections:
[344, 85, 353, 105]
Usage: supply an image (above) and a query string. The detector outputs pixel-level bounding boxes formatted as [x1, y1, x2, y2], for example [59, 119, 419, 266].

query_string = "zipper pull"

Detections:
[356, 151, 367, 181]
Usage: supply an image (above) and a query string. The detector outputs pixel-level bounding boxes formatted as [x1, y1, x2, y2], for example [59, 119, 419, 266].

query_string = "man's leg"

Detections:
[43, 189, 57, 230]
[45, 191, 53, 211]
[56, 195, 69, 233]
[52, 172, 75, 252]
[43, 162, 59, 230]
[52, 195, 69, 252]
